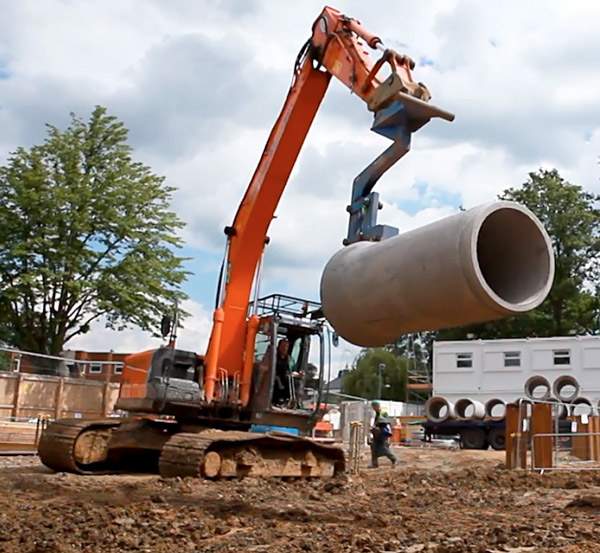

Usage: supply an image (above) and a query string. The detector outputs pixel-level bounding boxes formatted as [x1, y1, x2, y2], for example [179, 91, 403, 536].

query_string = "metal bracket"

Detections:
[344, 100, 411, 245]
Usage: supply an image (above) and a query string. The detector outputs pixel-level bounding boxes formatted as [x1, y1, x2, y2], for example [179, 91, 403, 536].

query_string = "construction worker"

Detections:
[369, 400, 397, 468]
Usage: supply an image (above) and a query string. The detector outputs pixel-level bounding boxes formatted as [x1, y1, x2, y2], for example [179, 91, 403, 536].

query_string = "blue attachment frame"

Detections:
[345, 100, 412, 245]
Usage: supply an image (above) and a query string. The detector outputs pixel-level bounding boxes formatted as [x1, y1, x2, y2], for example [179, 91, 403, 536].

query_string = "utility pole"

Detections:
[377, 363, 385, 399]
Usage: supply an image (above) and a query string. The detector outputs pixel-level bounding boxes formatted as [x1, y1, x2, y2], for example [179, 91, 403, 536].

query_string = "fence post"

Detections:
[571, 416, 590, 460]
[505, 403, 528, 469]
[531, 403, 553, 470]
[12, 373, 24, 419]
[54, 377, 65, 419]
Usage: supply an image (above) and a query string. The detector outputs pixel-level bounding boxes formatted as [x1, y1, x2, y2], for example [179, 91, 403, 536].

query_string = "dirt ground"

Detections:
[0, 446, 599, 553]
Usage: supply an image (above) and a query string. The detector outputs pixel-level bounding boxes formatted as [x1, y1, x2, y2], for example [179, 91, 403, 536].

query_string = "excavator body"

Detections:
[38, 5, 460, 479]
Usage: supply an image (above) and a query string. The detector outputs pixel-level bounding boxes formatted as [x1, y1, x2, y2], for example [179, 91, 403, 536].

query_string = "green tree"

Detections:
[0, 107, 188, 355]
[342, 348, 407, 400]
[438, 169, 600, 340]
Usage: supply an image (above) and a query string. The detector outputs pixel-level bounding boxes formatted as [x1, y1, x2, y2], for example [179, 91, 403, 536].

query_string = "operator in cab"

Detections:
[273, 338, 292, 405]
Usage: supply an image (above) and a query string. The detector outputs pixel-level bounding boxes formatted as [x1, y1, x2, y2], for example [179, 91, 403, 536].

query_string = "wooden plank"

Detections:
[570, 416, 590, 460]
[406, 383, 433, 391]
[531, 403, 553, 469]
[0, 420, 38, 453]
[505, 403, 528, 469]
[590, 416, 600, 462]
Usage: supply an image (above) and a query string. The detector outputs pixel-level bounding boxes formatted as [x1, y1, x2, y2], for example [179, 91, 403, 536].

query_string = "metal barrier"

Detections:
[508, 396, 600, 472]
[348, 421, 364, 474]
[531, 432, 600, 472]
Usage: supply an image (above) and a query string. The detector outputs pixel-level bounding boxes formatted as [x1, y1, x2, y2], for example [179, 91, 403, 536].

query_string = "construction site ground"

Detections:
[0, 446, 599, 553]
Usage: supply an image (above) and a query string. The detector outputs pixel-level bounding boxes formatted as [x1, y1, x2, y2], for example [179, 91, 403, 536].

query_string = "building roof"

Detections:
[326, 374, 345, 391]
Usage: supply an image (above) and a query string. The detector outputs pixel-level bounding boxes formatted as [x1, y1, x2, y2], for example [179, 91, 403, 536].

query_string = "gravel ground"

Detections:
[0, 447, 598, 552]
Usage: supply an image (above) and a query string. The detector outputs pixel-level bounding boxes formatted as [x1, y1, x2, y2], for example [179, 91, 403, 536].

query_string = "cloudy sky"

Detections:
[2, 0, 600, 373]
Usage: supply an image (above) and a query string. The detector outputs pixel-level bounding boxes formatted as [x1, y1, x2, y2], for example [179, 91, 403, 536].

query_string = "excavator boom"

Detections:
[204, 6, 452, 405]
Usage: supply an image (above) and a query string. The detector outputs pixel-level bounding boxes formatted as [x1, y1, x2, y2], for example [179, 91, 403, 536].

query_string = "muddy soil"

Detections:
[0, 447, 598, 553]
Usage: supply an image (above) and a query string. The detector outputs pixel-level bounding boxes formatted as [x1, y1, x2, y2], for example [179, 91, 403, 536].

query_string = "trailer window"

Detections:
[504, 351, 521, 367]
[456, 353, 473, 368]
[553, 349, 570, 366]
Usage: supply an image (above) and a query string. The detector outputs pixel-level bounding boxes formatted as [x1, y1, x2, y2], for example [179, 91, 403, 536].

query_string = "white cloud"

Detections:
[68, 300, 212, 354]
[3, 0, 600, 378]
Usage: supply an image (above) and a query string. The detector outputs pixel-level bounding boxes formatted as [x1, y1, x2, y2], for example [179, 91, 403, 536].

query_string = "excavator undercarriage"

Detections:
[38, 417, 345, 479]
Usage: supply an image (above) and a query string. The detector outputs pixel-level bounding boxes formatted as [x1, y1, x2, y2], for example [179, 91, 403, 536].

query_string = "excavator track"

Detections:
[159, 430, 346, 479]
[38, 418, 122, 474]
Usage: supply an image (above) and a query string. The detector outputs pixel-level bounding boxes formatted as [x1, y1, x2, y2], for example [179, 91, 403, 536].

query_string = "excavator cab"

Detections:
[248, 294, 329, 420]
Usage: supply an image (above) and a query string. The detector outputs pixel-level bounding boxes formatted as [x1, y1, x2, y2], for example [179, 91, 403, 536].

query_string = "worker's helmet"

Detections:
[371, 400, 380, 408]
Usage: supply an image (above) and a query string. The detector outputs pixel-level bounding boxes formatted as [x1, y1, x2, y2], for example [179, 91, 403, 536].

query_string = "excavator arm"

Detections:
[203, 6, 453, 404]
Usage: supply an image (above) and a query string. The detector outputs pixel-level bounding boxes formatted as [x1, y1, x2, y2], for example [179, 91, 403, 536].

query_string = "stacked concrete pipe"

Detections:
[425, 396, 455, 423]
[454, 398, 486, 420]
[321, 201, 554, 346]
[524, 375, 552, 401]
[569, 397, 594, 417]
[484, 398, 507, 421]
[546, 397, 568, 419]
[552, 375, 580, 403]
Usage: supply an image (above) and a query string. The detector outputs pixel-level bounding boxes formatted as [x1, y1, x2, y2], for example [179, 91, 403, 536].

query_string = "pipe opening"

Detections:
[553, 375, 580, 403]
[570, 398, 593, 417]
[426, 397, 454, 423]
[524, 375, 551, 401]
[476, 208, 552, 305]
[485, 398, 506, 419]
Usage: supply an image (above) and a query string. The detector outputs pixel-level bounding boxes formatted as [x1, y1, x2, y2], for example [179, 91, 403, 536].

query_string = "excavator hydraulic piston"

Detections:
[320, 201, 554, 346]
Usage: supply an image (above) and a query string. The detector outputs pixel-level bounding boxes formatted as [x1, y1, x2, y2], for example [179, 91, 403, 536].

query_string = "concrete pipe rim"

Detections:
[569, 397, 594, 416]
[524, 374, 552, 401]
[454, 398, 485, 420]
[425, 396, 454, 423]
[552, 375, 580, 403]
[468, 201, 555, 313]
[484, 398, 507, 420]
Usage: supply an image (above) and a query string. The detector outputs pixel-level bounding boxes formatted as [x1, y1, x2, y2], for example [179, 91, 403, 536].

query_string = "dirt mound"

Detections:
[0, 449, 598, 552]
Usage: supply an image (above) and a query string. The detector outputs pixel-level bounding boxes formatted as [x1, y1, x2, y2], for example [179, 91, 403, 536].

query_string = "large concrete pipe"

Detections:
[569, 397, 594, 417]
[524, 375, 552, 400]
[484, 398, 506, 421]
[321, 202, 554, 346]
[552, 375, 580, 403]
[425, 396, 455, 423]
[454, 398, 486, 420]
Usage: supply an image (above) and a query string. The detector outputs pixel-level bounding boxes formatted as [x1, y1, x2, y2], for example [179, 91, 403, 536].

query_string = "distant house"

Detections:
[3, 348, 129, 383]
[63, 350, 129, 383]
[326, 369, 350, 395]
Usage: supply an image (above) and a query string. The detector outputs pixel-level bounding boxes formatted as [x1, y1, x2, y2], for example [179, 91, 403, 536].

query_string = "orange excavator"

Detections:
[38, 6, 452, 478]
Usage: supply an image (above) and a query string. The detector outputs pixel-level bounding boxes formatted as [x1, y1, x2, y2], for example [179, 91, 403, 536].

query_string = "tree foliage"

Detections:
[0, 106, 188, 354]
[342, 348, 407, 400]
[438, 169, 600, 341]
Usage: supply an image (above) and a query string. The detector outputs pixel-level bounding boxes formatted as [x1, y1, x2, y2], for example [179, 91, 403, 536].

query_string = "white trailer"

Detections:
[433, 336, 600, 407]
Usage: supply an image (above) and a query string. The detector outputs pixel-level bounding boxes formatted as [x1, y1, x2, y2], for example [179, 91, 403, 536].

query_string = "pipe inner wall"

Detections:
[321, 201, 554, 346]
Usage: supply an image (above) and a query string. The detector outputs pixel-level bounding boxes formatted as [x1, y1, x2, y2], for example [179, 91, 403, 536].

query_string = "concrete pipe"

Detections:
[454, 398, 486, 420]
[546, 398, 568, 420]
[484, 398, 506, 421]
[552, 375, 580, 403]
[320, 201, 554, 346]
[569, 397, 594, 417]
[524, 375, 552, 401]
[425, 396, 455, 423]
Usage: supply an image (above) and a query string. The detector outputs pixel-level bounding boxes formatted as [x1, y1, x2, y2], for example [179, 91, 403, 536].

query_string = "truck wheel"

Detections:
[487, 428, 505, 451]
[460, 428, 487, 450]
